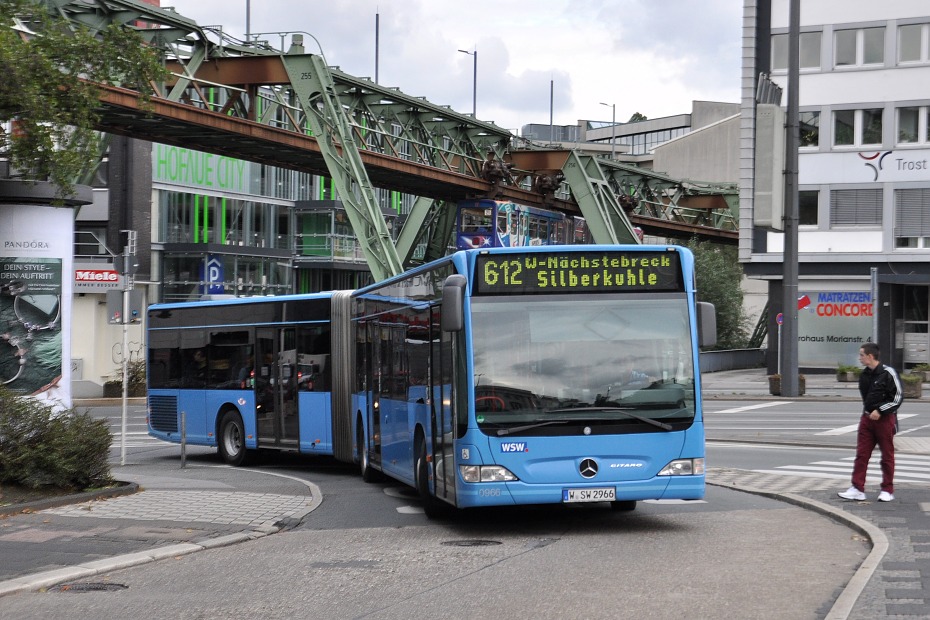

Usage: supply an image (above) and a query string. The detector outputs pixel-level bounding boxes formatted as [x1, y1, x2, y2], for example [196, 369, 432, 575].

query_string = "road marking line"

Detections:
[717, 402, 790, 414]
[817, 413, 917, 435]
[750, 469, 850, 480]
[642, 499, 707, 504]
[899, 422, 930, 436]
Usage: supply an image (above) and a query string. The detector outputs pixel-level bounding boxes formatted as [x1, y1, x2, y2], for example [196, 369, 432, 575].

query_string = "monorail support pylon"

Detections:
[395, 196, 434, 265]
[281, 54, 405, 281]
[560, 152, 642, 245]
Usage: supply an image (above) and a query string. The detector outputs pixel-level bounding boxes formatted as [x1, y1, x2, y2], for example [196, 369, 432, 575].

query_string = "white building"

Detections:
[741, 0, 930, 370]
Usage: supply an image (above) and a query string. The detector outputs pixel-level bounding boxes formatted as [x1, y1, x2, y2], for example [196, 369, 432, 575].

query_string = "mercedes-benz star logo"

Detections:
[579, 458, 598, 479]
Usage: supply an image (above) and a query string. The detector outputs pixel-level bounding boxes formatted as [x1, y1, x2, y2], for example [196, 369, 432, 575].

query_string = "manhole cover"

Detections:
[441, 539, 502, 547]
[49, 583, 129, 593]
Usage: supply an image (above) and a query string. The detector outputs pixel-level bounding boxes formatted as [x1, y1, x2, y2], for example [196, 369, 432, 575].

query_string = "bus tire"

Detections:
[610, 500, 637, 512]
[357, 420, 380, 483]
[218, 410, 249, 466]
[416, 438, 451, 519]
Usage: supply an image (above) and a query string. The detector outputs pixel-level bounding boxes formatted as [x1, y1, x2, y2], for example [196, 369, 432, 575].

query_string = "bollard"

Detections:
[180, 410, 186, 468]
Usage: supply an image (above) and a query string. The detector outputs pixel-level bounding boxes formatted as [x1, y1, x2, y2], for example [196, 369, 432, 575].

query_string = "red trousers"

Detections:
[851, 412, 897, 494]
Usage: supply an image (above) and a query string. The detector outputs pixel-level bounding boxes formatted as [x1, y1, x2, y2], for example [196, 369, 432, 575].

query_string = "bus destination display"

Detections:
[474, 251, 683, 295]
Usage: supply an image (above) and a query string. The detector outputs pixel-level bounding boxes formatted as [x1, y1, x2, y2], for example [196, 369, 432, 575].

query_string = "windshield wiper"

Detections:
[496, 419, 573, 436]
[544, 406, 674, 431]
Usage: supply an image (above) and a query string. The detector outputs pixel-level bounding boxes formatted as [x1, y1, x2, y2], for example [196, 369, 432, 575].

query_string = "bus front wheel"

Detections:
[416, 440, 450, 519]
[218, 410, 249, 466]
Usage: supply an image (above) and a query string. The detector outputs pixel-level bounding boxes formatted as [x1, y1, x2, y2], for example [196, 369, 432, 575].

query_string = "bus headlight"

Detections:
[460, 465, 518, 483]
[658, 458, 705, 476]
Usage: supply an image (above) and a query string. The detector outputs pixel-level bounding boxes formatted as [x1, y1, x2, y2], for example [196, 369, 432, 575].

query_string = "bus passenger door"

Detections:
[278, 328, 299, 448]
[429, 307, 456, 505]
[255, 327, 299, 449]
[363, 321, 383, 469]
[255, 328, 278, 445]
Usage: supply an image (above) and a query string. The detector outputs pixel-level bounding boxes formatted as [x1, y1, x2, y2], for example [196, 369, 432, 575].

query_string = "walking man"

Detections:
[838, 342, 902, 502]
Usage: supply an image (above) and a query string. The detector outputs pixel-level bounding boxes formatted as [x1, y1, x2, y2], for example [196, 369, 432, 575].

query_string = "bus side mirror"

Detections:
[697, 302, 717, 348]
[441, 274, 467, 332]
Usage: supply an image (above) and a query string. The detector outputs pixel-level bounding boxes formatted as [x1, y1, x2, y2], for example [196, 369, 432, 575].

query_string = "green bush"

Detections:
[836, 363, 862, 375]
[104, 359, 147, 397]
[0, 386, 112, 491]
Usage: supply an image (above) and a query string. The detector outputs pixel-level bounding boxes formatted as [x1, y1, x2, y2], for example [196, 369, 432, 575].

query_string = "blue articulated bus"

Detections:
[147, 245, 715, 516]
[146, 292, 351, 465]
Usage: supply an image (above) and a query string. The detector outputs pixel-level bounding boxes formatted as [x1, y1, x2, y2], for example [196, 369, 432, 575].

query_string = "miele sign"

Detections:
[799, 149, 930, 185]
[74, 264, 122, 292]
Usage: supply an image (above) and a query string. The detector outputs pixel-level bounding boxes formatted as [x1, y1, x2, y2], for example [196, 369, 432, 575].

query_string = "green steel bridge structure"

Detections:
[22, 0, 739, 281]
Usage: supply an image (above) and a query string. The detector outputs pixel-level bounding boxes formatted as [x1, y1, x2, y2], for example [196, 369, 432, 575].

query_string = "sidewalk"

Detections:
[0, 459, 321, 597]
[701, 366, 865, 399]
[704, 367, 930, 618]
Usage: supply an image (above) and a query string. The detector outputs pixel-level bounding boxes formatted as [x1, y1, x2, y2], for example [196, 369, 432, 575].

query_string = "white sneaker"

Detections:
[877, 491, 895, 502]
[838, 487, 866, 501]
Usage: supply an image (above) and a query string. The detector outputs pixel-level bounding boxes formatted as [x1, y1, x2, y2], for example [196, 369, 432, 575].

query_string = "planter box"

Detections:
[769, 375, 806, 396]
[903, 380, 923, 400]
[103, 382, 146, 398]
[836, 371, 860, 382]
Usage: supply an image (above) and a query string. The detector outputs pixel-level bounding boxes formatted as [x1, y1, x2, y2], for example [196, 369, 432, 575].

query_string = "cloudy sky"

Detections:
[165, 0, 743, 133]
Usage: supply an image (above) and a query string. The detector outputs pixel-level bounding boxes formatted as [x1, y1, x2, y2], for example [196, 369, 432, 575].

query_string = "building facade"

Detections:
[70, 139, 406, 395]
[742, 0, 930, 370]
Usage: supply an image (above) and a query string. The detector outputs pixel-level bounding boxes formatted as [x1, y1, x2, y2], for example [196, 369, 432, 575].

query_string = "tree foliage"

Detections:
[628, 112, 648, 122]
[0, 0, 166, 198]
[687, 238, 750, 350]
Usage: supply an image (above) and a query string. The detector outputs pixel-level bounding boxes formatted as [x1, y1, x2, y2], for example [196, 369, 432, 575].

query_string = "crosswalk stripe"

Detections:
[815, 413, 917, 436]
[751, 470, 850, 480]
[717, 402, 790, 414]
[753, 451, 930, 485]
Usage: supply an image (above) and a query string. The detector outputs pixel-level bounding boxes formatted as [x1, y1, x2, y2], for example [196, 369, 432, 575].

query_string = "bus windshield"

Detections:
[470, 293, 696, 434]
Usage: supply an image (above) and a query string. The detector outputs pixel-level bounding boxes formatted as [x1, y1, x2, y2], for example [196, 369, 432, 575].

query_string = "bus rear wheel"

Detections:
[218, 410, 249, 466]
[357, 421, 380, 482]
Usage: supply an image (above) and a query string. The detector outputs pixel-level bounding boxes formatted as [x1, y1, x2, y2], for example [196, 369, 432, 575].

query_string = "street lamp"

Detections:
[458, 48, 477, 116]
[600, 102, 616, 159]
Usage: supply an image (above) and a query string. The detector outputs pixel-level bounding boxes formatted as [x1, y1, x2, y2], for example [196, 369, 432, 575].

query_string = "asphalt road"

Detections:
[4, 392, 920, 618]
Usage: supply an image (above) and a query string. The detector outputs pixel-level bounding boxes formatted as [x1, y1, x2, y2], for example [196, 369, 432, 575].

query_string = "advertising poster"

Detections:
[797, 290, 873, 368]
[0, 205, 73, 407]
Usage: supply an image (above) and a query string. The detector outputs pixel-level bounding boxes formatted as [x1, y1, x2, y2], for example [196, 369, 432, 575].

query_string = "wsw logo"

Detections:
[859, 151, 893, 181]
[500, 442, 528, 453]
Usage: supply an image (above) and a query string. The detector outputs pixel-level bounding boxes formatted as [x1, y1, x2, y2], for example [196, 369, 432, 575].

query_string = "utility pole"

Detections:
[600, 102, 616, 159]
[119, 230, 137, 466]
[458, 48, 477, 116]
[781, 0, 801, 396]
